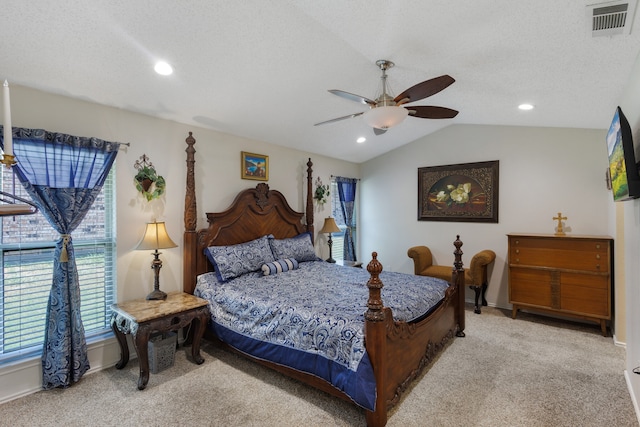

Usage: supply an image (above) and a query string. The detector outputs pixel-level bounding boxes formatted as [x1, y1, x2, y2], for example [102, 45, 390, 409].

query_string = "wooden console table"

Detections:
[110, 292, 209, 389]
[507, 233, 613, 336]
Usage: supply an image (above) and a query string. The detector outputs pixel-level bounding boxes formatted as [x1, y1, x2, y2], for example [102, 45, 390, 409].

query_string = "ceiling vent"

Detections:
[587, 0, 637, 36]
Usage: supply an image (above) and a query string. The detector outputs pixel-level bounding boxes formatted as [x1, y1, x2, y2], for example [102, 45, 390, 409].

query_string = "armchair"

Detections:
[408, 245, 496, 314]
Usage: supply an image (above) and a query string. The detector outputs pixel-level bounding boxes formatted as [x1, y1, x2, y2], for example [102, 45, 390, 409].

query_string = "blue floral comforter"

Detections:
[195, 260, 450, 410]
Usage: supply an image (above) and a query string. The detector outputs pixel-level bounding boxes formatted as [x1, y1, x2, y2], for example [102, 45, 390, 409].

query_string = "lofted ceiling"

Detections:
[2, 1, 640, 163]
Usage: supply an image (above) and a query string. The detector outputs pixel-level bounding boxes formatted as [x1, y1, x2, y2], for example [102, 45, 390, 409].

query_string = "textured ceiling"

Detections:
[2, 1, 639, 163]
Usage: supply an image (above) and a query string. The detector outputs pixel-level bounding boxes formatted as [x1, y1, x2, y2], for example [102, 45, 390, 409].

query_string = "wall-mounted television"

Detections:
[607, 106, 640, 201]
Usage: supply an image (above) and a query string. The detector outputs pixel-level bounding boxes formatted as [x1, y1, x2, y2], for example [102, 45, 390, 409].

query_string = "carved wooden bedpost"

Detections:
[364, 252, 388, 427]
[365, 252, 385, 322]
[183, 132, 197, 293]
[452, 235, 466, 337]
[306, 158, 314, 239]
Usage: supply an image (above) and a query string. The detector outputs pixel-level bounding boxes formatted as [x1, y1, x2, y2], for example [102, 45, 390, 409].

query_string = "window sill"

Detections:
[0, 329, 115, 367]
[0, 331, 120, 404]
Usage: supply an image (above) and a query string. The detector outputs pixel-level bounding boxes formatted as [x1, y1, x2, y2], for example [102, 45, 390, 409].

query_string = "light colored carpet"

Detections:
[0, 305, 637, 426]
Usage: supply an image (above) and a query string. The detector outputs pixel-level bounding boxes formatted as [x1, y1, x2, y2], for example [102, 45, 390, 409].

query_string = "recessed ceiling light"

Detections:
[154, 61, 173, 76]
[356, 137, 366, 143]
[518, 103, 534, 111]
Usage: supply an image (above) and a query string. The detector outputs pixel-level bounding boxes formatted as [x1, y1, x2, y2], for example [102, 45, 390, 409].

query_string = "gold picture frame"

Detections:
[418, 160, 499, 223]
[241, 151, 269, 181]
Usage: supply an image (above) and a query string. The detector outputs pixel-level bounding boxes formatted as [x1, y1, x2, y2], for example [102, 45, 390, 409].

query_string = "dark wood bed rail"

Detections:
[182, 132, 465, 427]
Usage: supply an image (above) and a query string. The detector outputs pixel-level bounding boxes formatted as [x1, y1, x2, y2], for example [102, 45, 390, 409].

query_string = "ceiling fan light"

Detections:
[362, 106, 408, 130]
[154, 61, 173, 76]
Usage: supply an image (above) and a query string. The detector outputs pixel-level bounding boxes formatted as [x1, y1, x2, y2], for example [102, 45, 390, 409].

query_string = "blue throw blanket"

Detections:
[195, 260, 449, 410]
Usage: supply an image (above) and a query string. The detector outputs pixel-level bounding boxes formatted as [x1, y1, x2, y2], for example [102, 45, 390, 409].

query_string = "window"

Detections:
[0, 168, 116, 363]
[330, 177, 358, 262]
[330, 180, 347, 261]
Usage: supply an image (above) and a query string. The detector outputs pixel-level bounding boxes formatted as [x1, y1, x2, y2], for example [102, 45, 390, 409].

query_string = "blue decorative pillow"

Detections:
[269, 232, 318, 262]
[204, 235, 275, 282]
[261, 258, 299, 275]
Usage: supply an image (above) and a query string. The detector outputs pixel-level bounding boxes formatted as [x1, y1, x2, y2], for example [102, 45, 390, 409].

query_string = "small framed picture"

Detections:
[241, 151, 269, 181]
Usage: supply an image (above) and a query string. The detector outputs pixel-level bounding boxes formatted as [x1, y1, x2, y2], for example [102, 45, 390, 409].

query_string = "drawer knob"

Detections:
[596, 254, 601, 260]
[516, 258, 520, 263]
[515, 249, 520, 254]
[596, 244, 601, 249]
[515, 240, 519, 245]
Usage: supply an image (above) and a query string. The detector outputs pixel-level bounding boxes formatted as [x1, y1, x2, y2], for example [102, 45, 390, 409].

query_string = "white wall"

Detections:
[0, 85, 359, 403]
[8, 84, 359, 302]
[619, 50, 640, 419]
[359, 124, 611, 311]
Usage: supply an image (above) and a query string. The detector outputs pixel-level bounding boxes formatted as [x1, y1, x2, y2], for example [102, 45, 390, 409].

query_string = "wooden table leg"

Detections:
[190, 310, 207, 365]
[133, 326, 151, 390]
[111, 317, 129, 369]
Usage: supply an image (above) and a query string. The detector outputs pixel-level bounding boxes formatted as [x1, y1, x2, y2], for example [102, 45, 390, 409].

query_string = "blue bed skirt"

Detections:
[210, 321, 377, 410]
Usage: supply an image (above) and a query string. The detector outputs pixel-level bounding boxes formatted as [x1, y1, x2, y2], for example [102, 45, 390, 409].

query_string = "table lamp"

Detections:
[136, 221, 177, 300]
[319, 217, 341, 263]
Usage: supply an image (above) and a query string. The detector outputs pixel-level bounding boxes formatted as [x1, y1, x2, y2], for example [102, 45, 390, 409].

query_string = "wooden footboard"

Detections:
[364, 238, 465, 427]
[182, 133, 465, 427]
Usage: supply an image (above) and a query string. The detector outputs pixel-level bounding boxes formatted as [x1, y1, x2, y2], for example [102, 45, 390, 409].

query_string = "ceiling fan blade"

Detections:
[394, 75, 455, 105]
[314, 112, 364, 126]
[329, 90, 376, 107]
[407, 106, 459, 119]
[373, 127, 387, 136]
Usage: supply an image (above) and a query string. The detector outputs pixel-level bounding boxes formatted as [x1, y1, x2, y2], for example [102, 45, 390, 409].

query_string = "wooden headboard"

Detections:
[182, 132, 315, 294]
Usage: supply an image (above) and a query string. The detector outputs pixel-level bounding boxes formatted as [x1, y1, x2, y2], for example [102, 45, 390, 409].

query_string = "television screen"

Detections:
[607, 106, 640, 201]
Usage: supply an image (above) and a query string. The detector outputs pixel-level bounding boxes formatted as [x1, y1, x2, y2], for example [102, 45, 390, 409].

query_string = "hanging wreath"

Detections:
[134, 154, 166, 201]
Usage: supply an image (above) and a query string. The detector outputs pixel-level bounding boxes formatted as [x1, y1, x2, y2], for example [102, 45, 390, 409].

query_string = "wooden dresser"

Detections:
[507, 233, 613, 336]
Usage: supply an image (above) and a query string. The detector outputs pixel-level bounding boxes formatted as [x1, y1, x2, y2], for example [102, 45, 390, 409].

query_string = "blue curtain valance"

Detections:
[1, 126, 121, 152]
[0, 126, 119, 189]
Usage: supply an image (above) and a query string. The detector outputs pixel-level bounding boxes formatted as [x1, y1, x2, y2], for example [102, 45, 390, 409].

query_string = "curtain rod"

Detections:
[330, 175, 360, 181]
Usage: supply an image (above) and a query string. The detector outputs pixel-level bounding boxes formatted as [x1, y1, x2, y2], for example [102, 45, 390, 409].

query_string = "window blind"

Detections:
[0, 169, 116, 362]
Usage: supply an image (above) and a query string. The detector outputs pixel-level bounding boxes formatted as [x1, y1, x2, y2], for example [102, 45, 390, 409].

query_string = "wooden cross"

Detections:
[553, 212, 567, 236]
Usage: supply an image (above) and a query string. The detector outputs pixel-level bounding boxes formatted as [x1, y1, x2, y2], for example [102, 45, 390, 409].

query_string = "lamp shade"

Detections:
[319, 217, 341, 234]
[362, 105, 408, 130]
[136, 221, 177, 250]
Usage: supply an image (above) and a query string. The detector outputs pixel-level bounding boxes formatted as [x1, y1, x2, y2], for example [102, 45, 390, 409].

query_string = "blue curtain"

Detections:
[335, 177, 357, 262]
[1, 126, 120, 389]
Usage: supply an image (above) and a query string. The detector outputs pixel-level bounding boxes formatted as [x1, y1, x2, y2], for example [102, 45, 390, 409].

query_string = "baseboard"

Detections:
[613, 333, 627, 349]
[0, 336, 121, 404]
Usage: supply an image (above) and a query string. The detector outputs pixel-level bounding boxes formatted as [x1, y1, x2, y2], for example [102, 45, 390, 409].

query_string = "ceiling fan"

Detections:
[314, 59, 458, 135]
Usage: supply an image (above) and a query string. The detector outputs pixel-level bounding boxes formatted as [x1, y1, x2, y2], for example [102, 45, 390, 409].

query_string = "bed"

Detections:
[181, 132, 466, 426]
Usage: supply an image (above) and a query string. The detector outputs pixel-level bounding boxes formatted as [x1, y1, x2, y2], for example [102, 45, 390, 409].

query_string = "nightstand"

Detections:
[110, 292, 209, 390]
[337, 259, 363, 268]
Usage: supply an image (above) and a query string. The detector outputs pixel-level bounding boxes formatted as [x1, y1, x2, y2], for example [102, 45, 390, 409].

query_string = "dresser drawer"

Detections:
[561, 272, 610, 317]
[509, 268, 551, 307]
[509, 237, 609, 273]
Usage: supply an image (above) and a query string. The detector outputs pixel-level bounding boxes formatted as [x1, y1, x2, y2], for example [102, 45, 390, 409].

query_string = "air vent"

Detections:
[587, 0, 637, 36]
